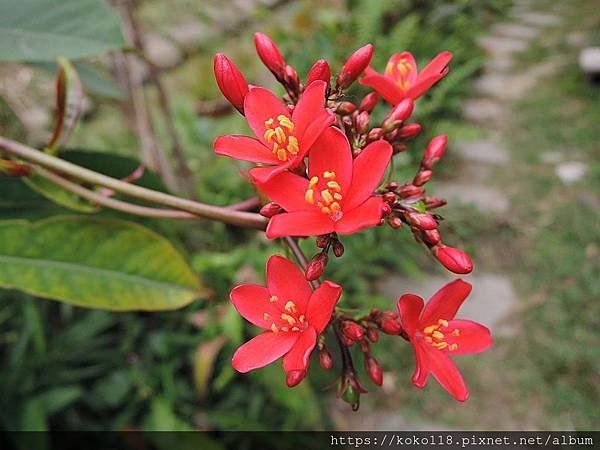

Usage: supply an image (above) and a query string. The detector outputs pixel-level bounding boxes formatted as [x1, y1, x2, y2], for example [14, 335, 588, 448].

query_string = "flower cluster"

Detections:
[213, 33, 491, 407]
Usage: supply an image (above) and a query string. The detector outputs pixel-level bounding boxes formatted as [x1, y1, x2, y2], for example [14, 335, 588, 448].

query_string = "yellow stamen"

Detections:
[275, 127, 286, 144]
[321, 206, 331, 215]
[324, 171, 336, 180]
[281, 326, 289, 332]
[438, 319, 449, 327]
[299, 315, 305, 323]
[434, 342, 448, 350]
[450, 343, 458, 351]
[330, 202, 341, 212]
[265, 118, 274, 127]
[269, 295, 278, 303]
[453, 329, 460, 337]
[291, 326, 300, 332]
[425, 336, 433, 343]
[327, 181, 342, 192]
[284, 301, 297, 313]
[263, 313, 270, 321]
[264, 129, 276, 142]
[281, 313, 296, 325]
[423, 325, 438, 335]
[305, 189, 315, 205]
[309, 176, 319, 188]
[432, 330, 445, 340]
[271, 324, 279, 333]
[321, 190, 334, 204]
[333, 193, 343, 201]
[277, 149, 288, 161]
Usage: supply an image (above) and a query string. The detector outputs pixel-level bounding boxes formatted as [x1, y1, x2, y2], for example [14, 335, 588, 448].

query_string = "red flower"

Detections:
[251, 127, 392, 238]
[214, 80, 335, 183]
[231, 255, 342, 386]
[397, 279, 492, 401]
[360, 51, 453, 104]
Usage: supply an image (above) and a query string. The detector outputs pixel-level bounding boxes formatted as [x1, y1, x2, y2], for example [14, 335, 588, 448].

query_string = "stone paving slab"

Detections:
[379, 274, 519, 337]
[556, 161, 587, 184]
[518, 12, 561, 27]
[492, 22, 542, 40]
[453, 140, 511, 164]
[462, 98, 507, 124]
[477, 36, 529, 55]
[435, 183, 510, 214]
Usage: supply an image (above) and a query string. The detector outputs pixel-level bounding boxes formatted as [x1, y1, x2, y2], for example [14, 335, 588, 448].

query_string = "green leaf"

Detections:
[24, 174, 100, 213]
[0, 216, 205, 310]
[0, 0, 125, 62]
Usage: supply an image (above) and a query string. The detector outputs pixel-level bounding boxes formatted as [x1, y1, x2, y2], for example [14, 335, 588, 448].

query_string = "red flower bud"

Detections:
[397, 123, 422, 139]
[365, 356, 383, 386]
[392, 143, 407, 154]
[354, 111, 370, 134]
[432, 245, 474, 274]
[213, 53, 249, 114]
[425, 196, 447, 209]
[405, 212, 438, 230]
[306, 253, 328, 281]
[306, 59, 331, 86]
[366, 327, 379, 343]
[259, 201, 283, 218]
[382, 191, 397, 204]
[336, 101, 357, 115]
[286, 369, 306, 387]
[316, 234, 329, 248]
[332, 240, 345, 257]
[388, 216, 403, 229]
[380, 203, 392, 218]
[422, 134, 447, 170]
[284, 64, 300, 91]
[336, 44, 374, 89]
[342, 321, 364, 341]
[359, 92, 378, 112]
[319, 347, 334, 370]
[254, 32, 286, 80]
[398, 184, 422, 198]
[379, 312, 402, 335]
[385, 98, 414, 123]
[413, 170, 433, 186]
[367, 127, 383, 142]
[421, 229, 441, 245]
[386, 181, 399, 192]
[359, 338, 370, 353]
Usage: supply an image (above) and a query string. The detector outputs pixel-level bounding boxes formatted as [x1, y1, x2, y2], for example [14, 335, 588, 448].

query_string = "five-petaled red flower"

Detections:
[231, 255, 342, 386]
[397, 279, 493, 402]
[360, 51, 453, 104]
[252, 127, 392, 238]
[214, 80, 334, 183]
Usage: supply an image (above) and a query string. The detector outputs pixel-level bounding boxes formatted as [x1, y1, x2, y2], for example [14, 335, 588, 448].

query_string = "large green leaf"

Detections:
[0, 0, 125, 62]
[0, 216, 205, 310]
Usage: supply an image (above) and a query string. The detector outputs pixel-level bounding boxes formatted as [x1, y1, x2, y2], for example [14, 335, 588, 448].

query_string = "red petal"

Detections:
[308, 127, 353, 194]
[420, 279, 472, 326]
[305, 280, 342, 334]
[266, 255, 312, 313]
[248, 165, 285, 184]
[412, 341, 430, 388]
[363, 65, 379, 77]
[422, 343, 469, 402]
[243, 87, 290, 145]
[283, 326, 317, 372]
[266, 211, 334, 239]
[299, 109, 335, 157]
[406, 74, 446, 100]
[444, 319, 493, 356]
[214, 135, 278, 164]
[359, 74, 403, 105]
[418, 51, 453, 80]
[397, 293, 424, 337]
[292, 80, 328, 141]
[231, 284, 283, 330]
[387, 52, 418, 85]
[335, 196, 383, 235]
[344, 140, 392, 210]
[252, 169, 310, 212]
[232, 331, 297, 373]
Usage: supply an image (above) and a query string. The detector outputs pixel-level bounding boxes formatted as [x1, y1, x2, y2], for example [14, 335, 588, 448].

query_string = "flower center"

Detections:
[263, 115, 299, 162]
[422, 319, 460, 351]
[386, 57, 413, 90]
[304, 170, 344, 221]
[265, 297, 308, 334]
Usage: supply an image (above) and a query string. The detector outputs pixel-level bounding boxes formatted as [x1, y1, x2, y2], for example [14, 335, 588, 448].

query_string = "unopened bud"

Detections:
[342, 321, 364, 341]
[359, 92, 378, 112]
[286, 369, 306, 387]
[306, 59, 331, 86]
[213, 53, 249, 114]
[382, 191, 397, 204]
[392, 143, 407, 154]
[422, 134, 447, 170]
[382, 119, 403, 134]
[332, 240, 345, 257]
[365, 356, 383, 386]
[367, 127, 384, 142]
[306, 253, 328, 281]
[406, 212, 438, 230]
[425, 196, 447, 209]
[359, 338, 370, 353]
[336, 44, 374, 89]
[432, 245, 474, 274]
[398, 184, 422, 198]
[259, 201, 283, 218]
[388, 216, 403, 229]
[354, 111, 370, 134]
[341, 383, 360, 408]
[366, 327, 379, 343]
[284, 65, 300, 91]
[421, 229, 441, 245]
[379, 312, 402, 335]
[316, 234, 329, 248]
[336, 101, 357, 115]
[413, 170, 433, 186]
[386, 181, 399, 192]
[385, 98, 414, 124]
[397, 123, 422, 139]
[319, 347, 334, 370]
[254, 32, 286, 80]
[380, 203, 392, 218]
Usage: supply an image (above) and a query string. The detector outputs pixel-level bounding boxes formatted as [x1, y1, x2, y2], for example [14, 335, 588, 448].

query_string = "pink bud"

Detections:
[342, 321, 364, 341]
[366, 327, 379, 343]
[421, 229, 441, 245]
[319, 347, 334, 370]
[379, 312, 402, 335]
[382, 191, 397, 204]
[425, 196, 447, 209]
[398, 184, 422, 198]
[413, 170, 433, 186]
[406, 212, 438, 230]
[306, 59, 331, 86]
[336, 44, 374, 89]
[385, 98, 414, 123]
[388, 216, 403, 229]
[335, 101, 357, 115]
[422, 134, 447, 170]
[213, 53, 249, 114]
[392, 143, 407, 154]
[397, 123, 422, 139]
[316, 234, 329, 248]
[365, 356, 383, 386]
[284, 64, 300, 90]
[432, 245, 474, 274]
[254, 32, 286, 80]
[306, 253, 328, 281]
[380, 203, 392, 218]
[286, 370, 306, 387]
[332, 240, 345, 257]
[259, 202, 283, 218]
[367, 127, 383, 142]
[359, 92, 378, 112]
[354, 111, 370, 134]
